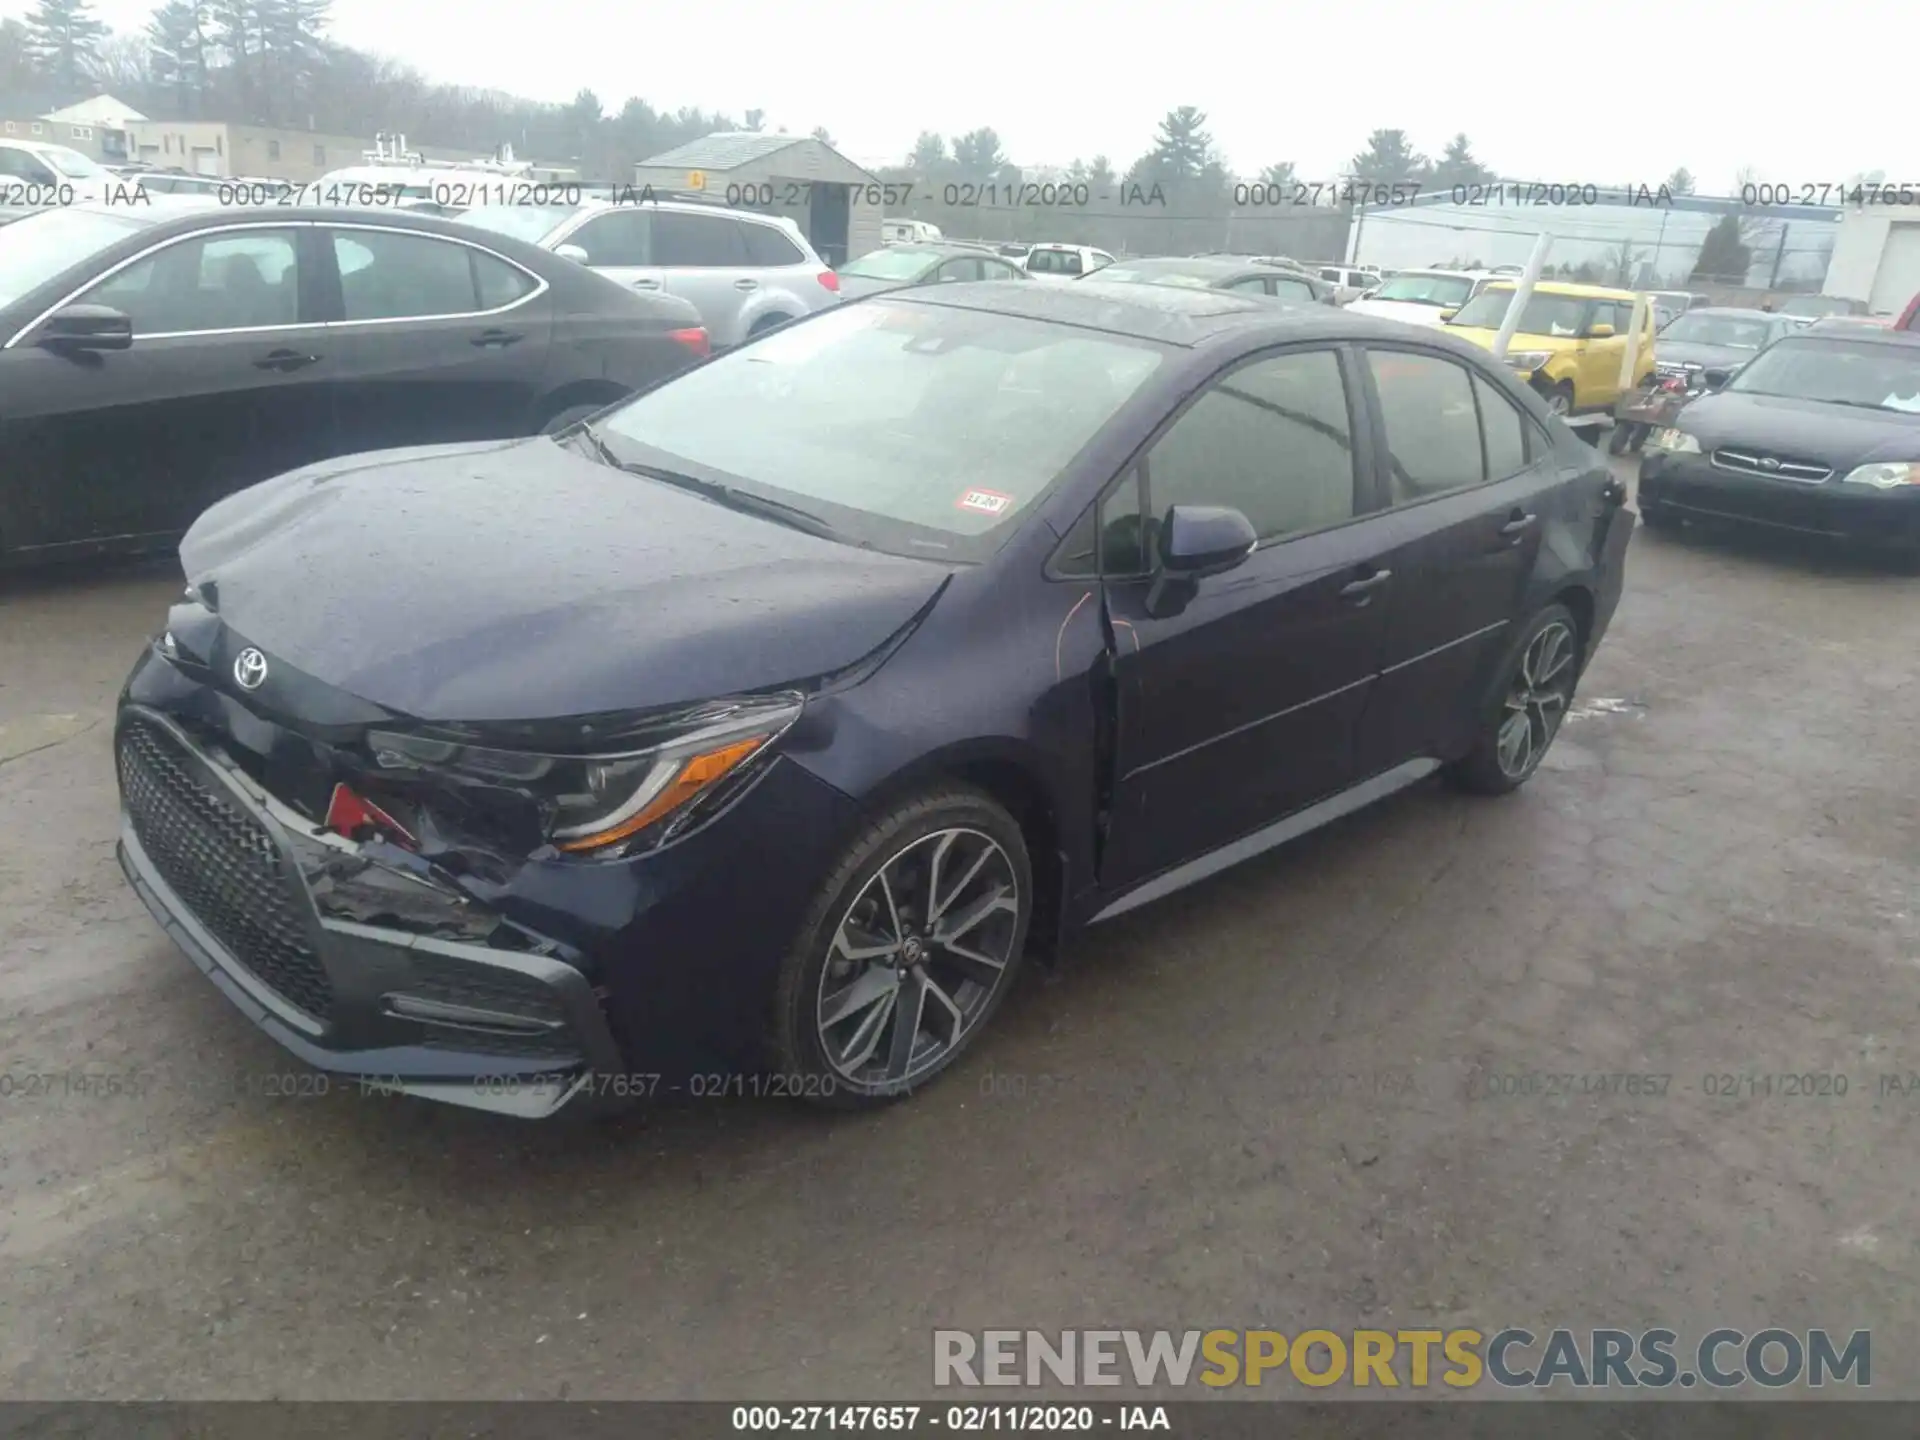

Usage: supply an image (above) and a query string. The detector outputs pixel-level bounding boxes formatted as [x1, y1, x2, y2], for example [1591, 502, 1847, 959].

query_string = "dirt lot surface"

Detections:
[3, 456, 1917, 1401]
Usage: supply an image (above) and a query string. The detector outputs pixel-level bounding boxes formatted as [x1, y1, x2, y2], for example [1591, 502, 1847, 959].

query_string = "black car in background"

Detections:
[1091, 255, 1337, 306]
[1640, 329, 1920, 560]
[115, 282, 1631, 1119]
[0, 201, 709, 567]
[832, 242, 1030, 298]
[1650, 307, 1802, 383]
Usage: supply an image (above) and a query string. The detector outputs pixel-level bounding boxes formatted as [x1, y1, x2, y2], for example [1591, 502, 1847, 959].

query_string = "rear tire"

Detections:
[1446, 603, 1581, 797]
[769, 785, 1033, 1111]
[1640, 503, 1681, 531]
[1538, 379, 1575, 417]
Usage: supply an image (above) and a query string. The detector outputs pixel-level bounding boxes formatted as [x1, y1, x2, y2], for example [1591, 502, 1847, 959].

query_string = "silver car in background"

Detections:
[459, 197, 841, 347]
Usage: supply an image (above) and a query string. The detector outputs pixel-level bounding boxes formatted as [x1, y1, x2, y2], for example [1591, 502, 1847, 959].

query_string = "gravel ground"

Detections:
[3, 456, 1917, 1401]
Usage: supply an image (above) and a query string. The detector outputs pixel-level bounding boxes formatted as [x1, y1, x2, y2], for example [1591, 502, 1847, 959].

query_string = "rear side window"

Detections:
[569, 210, 651, 266]
[1141, 348, 1358, 547]
[333, 231, 477, 320]
[741, 221, 805, 267]
[652, 211, 750, 267]
[1270, 276, 1314, 301]
[1473, 372, 1530, 480]
[1367, 350, 1485, 501]
[474, 250, 537, 309]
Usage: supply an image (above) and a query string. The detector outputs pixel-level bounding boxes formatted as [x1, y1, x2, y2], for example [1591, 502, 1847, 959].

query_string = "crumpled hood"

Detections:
[1674, 391, 1920, 468]
[179, 438, 952, 723]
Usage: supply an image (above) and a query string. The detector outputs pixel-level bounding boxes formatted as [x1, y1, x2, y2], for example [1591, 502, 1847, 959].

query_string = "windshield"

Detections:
[598, 301, 1167, 559]
[1368, 273, 1474, 306]
[38, 145, 109, 180]
[1660, 314, 1774, 350]
[1449, 289, 1590, 337]
[1725, 337, 1920, 413]
[0, 207, 146, 310]
[457, 203, 581, 243]
[1779, 296, 1853, 318]
[840, 247, 942, 281]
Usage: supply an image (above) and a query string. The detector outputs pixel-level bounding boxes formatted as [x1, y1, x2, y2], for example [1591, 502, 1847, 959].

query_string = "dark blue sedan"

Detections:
[114, 280, 1633, 1116]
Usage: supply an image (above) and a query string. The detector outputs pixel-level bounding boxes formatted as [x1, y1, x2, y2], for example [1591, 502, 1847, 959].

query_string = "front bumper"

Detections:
[116, 706, 626, 1118]
[1639, 453, 1920, 546]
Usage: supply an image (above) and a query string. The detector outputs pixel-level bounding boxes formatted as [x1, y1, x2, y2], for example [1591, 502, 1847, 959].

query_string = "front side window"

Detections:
[0, 147, 56, 183]
[1141, 349, 1358, 549]
[939, 257, 983, 283]
[1269, 276, 1314, 302]
[599, 300, 1167, 560]
[1367, 350, 1485, 501]
[83, 228, 300, 334]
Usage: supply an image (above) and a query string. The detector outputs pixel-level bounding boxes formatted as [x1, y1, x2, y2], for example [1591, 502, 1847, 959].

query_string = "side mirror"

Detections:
[38, 304, 133, 352]
[1437, 308, 1459, 322]
[1159, 504, 1257, 577]
[1147, 505, 1256, 617]
[1586, 322, 1616, 339]
[1701, 368, 1732, 391]
[554, 243, 590, 265]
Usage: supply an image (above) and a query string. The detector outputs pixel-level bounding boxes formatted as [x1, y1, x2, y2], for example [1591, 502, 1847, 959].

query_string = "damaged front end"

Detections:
[115, 588, 822, 1118]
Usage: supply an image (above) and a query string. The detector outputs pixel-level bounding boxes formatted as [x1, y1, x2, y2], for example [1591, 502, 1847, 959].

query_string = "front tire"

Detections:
[1447, 604, 1581, 796]
[1538, 379, 1575, 417]
[770, 786, 1033, 1110]
[538, 401, 611, 436]
[1640, 503, 1682, 531]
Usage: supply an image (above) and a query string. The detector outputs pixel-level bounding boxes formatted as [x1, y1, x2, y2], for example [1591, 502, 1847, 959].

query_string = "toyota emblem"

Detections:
[233, 647, 269, 690]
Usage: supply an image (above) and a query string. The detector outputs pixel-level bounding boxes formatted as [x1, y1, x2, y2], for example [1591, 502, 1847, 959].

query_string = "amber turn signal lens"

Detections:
[552, 736, 765, 853]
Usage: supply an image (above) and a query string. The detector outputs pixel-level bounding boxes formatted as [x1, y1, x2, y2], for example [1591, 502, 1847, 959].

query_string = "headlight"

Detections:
[1839, 462, 1920, 489]
[368, 692, 802, 856]
[1506, 350, 1553, 371]
[1646, 428, 1701, 454]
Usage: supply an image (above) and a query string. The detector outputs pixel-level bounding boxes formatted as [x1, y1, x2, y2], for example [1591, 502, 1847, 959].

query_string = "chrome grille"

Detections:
[119, 720, 335, 1023]
[1710, 448, 1833, 484]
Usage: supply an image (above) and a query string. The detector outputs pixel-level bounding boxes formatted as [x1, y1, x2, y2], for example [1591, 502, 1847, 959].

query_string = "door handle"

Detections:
[253, 349, 319, 372]
[471, 328, 523, 348]
[1498, 512, 1537, 543]
[1337, 568, 1392, 604]
[734, 278, 760, 291]
[631, 278, 661, 290]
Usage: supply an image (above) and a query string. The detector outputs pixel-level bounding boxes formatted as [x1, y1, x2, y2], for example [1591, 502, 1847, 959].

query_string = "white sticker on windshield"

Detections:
[957, 488, 1014, 516]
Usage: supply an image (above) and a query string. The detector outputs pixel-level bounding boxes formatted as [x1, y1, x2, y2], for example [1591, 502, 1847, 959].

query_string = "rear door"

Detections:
[1094, 345, 1400, 889]
[319, 224, 554, 453]
[650, 209, 756, 346]
[0, 222, 336, 553]
[1351, 346, 1566, 771]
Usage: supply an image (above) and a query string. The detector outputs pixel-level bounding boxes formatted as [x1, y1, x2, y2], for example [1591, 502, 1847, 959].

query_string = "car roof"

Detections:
[1481, 280, 1641, 300]
[1108, 256, 1258, 276]
[1389, 267, 1502, 281]
[887, 278, 1442, 348]
[1678, 306, 1779, 321]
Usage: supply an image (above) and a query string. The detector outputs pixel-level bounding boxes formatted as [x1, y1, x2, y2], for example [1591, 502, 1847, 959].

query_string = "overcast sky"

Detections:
[18, 0, 1913, 192]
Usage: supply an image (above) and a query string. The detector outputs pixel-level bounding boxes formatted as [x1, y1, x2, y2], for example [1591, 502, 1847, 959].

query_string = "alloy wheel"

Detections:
[815, 828, 1022, 1089]
[1497, 621, 1577, 779]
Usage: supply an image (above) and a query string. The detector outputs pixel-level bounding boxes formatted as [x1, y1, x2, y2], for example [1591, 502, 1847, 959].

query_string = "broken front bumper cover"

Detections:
[115, 706, 627, 1119]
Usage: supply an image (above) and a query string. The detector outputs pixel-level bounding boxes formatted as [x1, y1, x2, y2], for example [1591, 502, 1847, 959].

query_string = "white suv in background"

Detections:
[459, 197, 842, 347]
[1021, 243, 1117, 283]
[1314, 264, 1383, 304]
[1344, 268, 1511, 327]
[0, 138, 119, 205]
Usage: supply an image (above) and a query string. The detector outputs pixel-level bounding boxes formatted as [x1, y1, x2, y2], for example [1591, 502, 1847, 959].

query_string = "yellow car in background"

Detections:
[1442, 281, 1657, 418]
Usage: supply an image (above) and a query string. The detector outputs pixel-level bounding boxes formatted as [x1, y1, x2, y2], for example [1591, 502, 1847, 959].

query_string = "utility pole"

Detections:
[1491, 231, 1554, 361]
[1768, 222, 1790, 290]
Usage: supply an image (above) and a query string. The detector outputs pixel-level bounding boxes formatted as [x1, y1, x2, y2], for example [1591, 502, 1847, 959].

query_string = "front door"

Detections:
[1097, 345, 1400, 890]
[1351, 346, 1565, 772]
[319, 225, 555, 453]
[0, 223, 337, 556]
